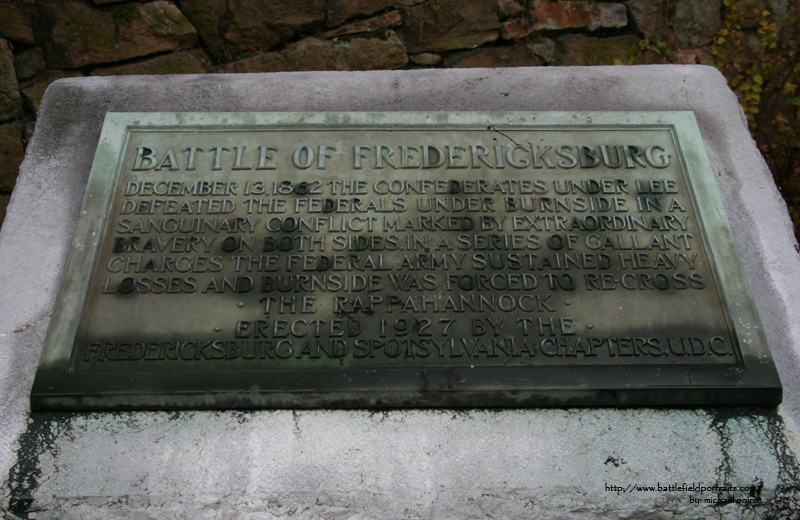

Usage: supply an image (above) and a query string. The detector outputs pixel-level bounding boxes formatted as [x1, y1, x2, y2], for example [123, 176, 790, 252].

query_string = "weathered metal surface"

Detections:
[30, 111, 781, 409]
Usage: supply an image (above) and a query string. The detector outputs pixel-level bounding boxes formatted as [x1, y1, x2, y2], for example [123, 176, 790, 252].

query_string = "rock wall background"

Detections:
[0, 0, 785, 229]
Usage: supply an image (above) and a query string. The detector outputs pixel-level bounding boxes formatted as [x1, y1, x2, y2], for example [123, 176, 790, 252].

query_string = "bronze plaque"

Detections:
[31, 112, 781, 409]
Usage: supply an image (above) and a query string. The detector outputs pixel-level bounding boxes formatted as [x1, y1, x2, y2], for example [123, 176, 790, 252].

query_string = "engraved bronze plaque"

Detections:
[31, 112, 782, 409]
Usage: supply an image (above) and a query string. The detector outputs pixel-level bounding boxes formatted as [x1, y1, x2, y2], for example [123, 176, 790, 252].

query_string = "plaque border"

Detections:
[31, 111, 782, 409]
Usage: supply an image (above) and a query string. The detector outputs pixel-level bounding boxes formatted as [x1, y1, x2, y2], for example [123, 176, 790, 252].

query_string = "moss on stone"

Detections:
[112, 3, 137, 24]
[46, 3, 117, 66]
[171, 16, 197, 37]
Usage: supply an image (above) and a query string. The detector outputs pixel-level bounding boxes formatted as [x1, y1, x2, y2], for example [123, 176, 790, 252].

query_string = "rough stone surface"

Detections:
[216, 52, 289, 73]
[529, 0, 628, 31]
[674, 47, 714, 65]
[625, 0, 673, 42]
[767, 0, 792, 18]
[527, 37, 556, 64]
[181, 0, 325, 52]
[13, 47, 46, 81]
[40, 2, 116, 68]
[283, 32, 408, 71]
[177, 0, 225, 50]
[500, 18, 532, 40]
[325, 0, 418, 27]
[91, 51, 208, 76]
[401, 0, 499, 53]
[409, 52, 442, 66]
[443, 44, 542, 68]
[498, 0, 525, 18]
[556, 34, 640, 65]
[224, 0, 325, 51]
[0, 39, 21, 122]
[0, 68, 799, 518]
[503, 0, 628, 40]
[281, 37, 334, 70]
[672, 0, 722, 48]
[42, 1, 197, 68]
[0, 124, 24, 192]
[20, 70, 83, 114]
[332, 31, 409, 70]
[0, 3, 35, 45]
[323, 10, 402, 38]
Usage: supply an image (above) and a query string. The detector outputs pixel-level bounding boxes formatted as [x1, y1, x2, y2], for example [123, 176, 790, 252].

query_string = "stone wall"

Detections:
[0, 0, 734, 228]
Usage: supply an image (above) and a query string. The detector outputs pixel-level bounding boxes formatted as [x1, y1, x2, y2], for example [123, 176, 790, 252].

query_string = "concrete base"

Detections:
[2, 66, 800, 518]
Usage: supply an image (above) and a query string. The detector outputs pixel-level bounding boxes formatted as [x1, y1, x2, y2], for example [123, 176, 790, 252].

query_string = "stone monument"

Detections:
[2, 66, 800, 517]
